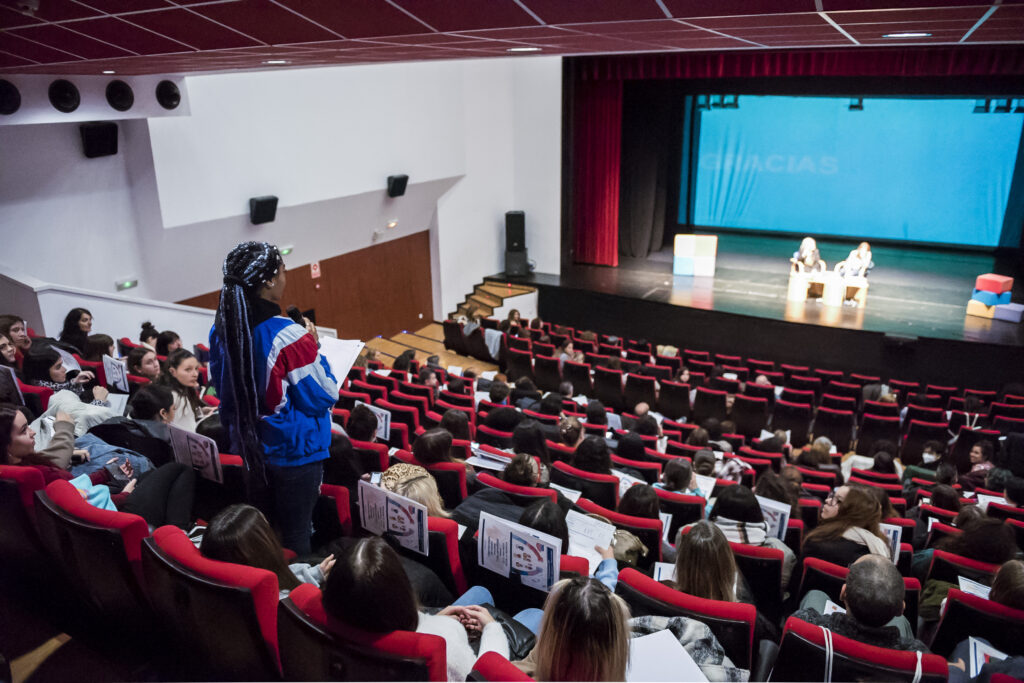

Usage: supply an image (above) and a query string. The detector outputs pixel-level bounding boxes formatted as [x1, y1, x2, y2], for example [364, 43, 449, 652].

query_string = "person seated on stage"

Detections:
[837, 241, 874, 278]
[790, 236, 826, 273]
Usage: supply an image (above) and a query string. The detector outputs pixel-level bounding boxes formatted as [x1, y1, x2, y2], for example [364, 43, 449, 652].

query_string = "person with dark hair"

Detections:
[1, 403, 194, 528]
[869, 442, 899, 475]
[1005, 476, 1024, 507]
[126, 347, 161, 381]
[346, 404, 378, 442]
[686, 427, 710, 447]
[417, 366, 439, 394]
[0, 315, 31, 366]
[503, 452, 541, 487]
[929, 484, 962, 513]
[557, 416, 584, 452]
[618, 484, 659, 519]
[446, 375, 467, 395]
[139, 322, 159, 350]
[209, 241, 339, 555]
[802, 486, 890, 566]
[935, 461, 958, 487]
[703, 484, 796, 587]
[585, 399, 609, 427]
[23, 343, 108, 406]
[392, 349, 416, 373]
[655, 458, 704, 498]
[413, 428, 455, 465]
[539, 392, 563, 417]
[615, 432, 647, 463]
[693, 449, 717, 476]
[634, 414, 660, 438]
[921, 440, 947, 467]
[519, 500, 569, 552]
[129, 383, 177, 424]
[82, 334, 115, 363]
[58, 307, 92, 354]
[155, 330, 182, 358]
[961, 440, 996, 490]
[573, 436, 611, 475]
[512, 419, 550, 467]
[488, 381, 511, 406]
[439, 409, 471, 443]
[201, 503, 334, 599]
[754, 469, 798, 517]
[322, 537, 530, 681]
[156, 349, 209, 431]
[986, 467, 1013, 494]
[511, 377, 541, 411]
[793, 555, 926, 651]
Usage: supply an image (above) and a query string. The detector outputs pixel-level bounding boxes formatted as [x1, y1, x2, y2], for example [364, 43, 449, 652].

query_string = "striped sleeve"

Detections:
[264, 324, 339, 415]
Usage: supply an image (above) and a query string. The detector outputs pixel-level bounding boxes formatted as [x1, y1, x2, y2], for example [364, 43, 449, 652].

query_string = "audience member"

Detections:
[705, 484, 796, 587]
[412, 428, 457, 466]
[802, 485, 889, 566]
[655, 458, 705, 498]
[346, 404, 378, 442]
[669, 521, 738, 602]
[793, 555, 927, 652]
[557, 416, 584, 450]
[573, 436, 612, 475]
[503, 452, 541, 487]
[58, 307, 92, 354]
[82, 334, 115, 363]
[618, 483, 659, 519]
[1005, 476, 1024, 507]
[126, 347, 161, 381]
[139, 322, 159, 350]
[438, 408, 471, 443]
[155, 330, 182, 358]
[0, 315, 32, 364]
[23, 344, 108, 406]
[961, 440, 996, 490]
[156, 349, 209, 431]
[512, 419, 551, 468]
[381, 463, 450, 518]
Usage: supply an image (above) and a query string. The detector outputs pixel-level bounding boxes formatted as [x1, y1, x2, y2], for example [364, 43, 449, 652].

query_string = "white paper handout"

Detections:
[969, 637, 1008, 678]
[756, 495, 791, 541]
[653, 561, 676, 582]
[549, 482, 583, 503]
[466, 445, 512, 472]
[693, 473, 716, 498]
[958, 575, 992, 600]
[102, 354, 129, 392]
[54, 346, 81, 372]
[626, 628, 708, 682]
[879, 523, 903, 563]
[354, 400, 391, 441]
[477, 511, 561, 591]
[318, 337, 365, 383]
[106, 392, 129, 416]
[168, 424, 223, 483]
[611, 468, 645, 498]
[480, 370, 498, 381]
[566, 509, 615, 575]
[660, 512, 673, 542]
[357, 479, 428, 555]
[823, 599, 846, 615]
[976, 494, 1007, 514]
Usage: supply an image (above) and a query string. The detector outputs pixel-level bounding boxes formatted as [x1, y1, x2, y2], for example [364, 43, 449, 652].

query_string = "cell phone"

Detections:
[370, 472, 382, 486]
[70, 452, 86, 465]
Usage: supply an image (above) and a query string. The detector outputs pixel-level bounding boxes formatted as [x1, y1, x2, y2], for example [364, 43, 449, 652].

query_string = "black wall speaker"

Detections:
[505, 250, 529, 277]
[79, 122, 118, 158]
[0, 80, 20, 116]
[387, 174, 408, 197]
[48, 79, 80, 113]
[105, 80, 134, 111]
[155, 80, 180, 110]
[249, 196, 278, 225]
[506, 210, 525, 252]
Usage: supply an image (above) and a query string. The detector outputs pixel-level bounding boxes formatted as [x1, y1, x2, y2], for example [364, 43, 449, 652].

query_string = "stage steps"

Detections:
[364, 322, 498, 374]
[450, 281, 535, 319]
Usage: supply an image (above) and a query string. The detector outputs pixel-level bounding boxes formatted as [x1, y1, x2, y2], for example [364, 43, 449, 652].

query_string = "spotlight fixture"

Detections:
[973, 99, 991, 113]
[102, 70, 115, 74]
[506, 46, 541, 53]
[882, 32, 931, 38]
[262, 59, 290, 65]
[994, 98, 1013, 113]
[849, 97, 864, 111]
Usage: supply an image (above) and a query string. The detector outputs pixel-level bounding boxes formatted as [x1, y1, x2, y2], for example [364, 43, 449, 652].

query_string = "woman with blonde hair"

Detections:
[520, 576, 631, 681]
[381, 462, 450, 518]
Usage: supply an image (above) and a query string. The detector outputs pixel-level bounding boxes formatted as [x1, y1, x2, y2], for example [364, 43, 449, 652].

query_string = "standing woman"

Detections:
[58, 308, 92, 354]
[209, 241, 338, 555]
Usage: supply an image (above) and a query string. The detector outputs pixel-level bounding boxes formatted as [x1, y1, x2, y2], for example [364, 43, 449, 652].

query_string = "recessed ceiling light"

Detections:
[506, 46, 541, 53]
[263, 59, 290, 65]
[102, 70, 115, 74]
[882, 32, 931, 38]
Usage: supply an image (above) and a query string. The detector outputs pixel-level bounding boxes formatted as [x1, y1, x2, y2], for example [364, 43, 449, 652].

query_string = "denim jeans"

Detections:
[451, 586, 544, 635]
[266, 460, 323, 555]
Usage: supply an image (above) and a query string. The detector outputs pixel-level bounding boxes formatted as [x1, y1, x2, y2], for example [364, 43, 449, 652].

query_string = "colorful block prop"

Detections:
[975, 274, 1014, 294]
[971, 289, 1012, 307]
[994, 303, 1024, 323]
[674, 234, 718, 277]
[966, 300, 995, 319]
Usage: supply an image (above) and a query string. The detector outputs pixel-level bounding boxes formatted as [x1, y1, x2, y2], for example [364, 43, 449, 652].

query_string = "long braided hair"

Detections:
[212, 242, 283, 481]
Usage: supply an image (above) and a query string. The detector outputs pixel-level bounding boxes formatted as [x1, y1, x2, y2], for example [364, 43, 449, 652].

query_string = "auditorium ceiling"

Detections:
[0, 0, 1022, 75]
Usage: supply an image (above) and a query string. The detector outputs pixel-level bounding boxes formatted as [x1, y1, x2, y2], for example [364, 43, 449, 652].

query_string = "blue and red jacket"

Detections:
[211, 301, 338, 468]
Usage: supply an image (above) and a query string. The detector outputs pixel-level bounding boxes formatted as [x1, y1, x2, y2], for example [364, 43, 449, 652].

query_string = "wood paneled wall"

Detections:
[178, 231, 434, 342]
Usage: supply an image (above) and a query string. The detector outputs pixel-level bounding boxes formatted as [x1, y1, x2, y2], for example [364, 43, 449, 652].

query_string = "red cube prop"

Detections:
[975, 274, 1014, 294]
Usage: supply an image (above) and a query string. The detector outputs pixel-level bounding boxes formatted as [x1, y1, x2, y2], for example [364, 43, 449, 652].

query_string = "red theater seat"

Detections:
[930, 588, 1024, 659]
[549, 461, 619, 509]
[469, 652, 534, 682]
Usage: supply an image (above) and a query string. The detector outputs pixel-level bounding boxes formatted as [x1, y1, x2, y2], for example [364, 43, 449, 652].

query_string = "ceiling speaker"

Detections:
[105, 80, 134, 111]
[80, 122, 118, 158]
[387, 174, 408, 198]
[0, 80, 20, 115]
[155, 80, 180, 110]
[48, 79, 80, 113]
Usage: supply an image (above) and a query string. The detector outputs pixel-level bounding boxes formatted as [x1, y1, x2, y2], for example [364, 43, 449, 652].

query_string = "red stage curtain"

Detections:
[572, 78, 622, 266]
[574, 45, 1024, 81]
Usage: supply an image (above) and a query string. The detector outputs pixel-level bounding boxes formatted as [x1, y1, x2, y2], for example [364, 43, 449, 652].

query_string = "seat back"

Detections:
[350, 440, 390, 474]
[562, 360, 593, 395]
[653, 488, 704, 542]
[442, 320, 468, 355]
[532, 356, 562, 393]
[930, 588, 1024, 658]
[398, 517, 468, 597]
[731, 542, 785, 623]
[615, 568, 756, 669]
[657, 380, 691, 421]
[575, 498, 662, 569]
[623, 374, 657, 413]
[469, 652, 534, 682]
[0, 465, 47, 565]
[550, 461, 618, 509]
[34, 481, 150, 624]
[692, 387, 728, 424]
[505, 348, 534, 384]
[476, 472, 559, 505]
[279, 583, 446, 682]
[141, 526, 281, 680]
[769, 617, 948, 682]
[731, 394, 769, 439]
[812, 406, 854, 453]
[593, 366, 625, 412]
[926, 549, 1000, 586]
[477, 425, 515, 449]
[856, 414, 901, 455]
[772, 400, 813, 448]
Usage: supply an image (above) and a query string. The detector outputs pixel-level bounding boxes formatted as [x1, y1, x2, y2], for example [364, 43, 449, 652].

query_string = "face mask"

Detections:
[922, 453, 938, 464]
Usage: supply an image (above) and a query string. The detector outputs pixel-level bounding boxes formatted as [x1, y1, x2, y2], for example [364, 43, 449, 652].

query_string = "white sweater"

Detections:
[170, 390, 199, 432]
[417, 612, 509, 681]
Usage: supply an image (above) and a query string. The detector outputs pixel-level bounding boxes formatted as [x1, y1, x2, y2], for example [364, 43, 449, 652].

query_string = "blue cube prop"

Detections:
[971, 289, 1011, 307]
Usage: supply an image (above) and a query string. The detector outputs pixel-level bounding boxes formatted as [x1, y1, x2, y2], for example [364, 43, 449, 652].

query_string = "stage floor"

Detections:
[498, 233, 1024, 347]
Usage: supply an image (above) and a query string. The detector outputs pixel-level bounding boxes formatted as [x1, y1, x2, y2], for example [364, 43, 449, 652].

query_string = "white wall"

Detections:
[0, 56, 563, 329]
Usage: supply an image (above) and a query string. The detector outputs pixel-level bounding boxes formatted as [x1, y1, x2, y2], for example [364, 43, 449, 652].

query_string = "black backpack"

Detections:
[88, 417, 174, 467]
